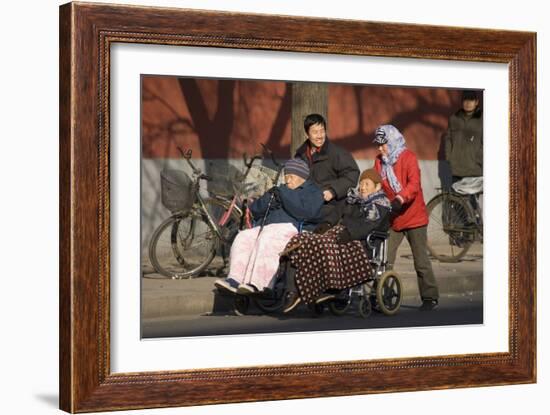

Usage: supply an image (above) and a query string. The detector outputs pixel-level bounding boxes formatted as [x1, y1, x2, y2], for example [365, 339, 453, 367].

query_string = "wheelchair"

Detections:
[324, 231, 403, 318]
[233, 229, 402, 318]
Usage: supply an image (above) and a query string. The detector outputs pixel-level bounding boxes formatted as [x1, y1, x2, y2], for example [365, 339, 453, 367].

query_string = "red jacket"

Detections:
[374, 149, 429, 232]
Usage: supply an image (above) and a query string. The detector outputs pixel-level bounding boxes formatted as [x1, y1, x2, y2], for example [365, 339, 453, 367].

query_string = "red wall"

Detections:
[141, 76, 465, 160]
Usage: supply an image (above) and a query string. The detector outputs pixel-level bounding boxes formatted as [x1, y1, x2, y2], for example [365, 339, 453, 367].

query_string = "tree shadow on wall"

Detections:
[141, 79, 293, 262]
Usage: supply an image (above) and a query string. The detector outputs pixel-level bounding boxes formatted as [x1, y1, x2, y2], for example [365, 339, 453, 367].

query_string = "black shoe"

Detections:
[283, 292, 302, 313]
[419, 299, 439, 311]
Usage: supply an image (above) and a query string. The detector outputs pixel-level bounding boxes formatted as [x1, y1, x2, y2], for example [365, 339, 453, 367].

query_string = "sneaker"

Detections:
[315, 294, 336, 304]
[236, 283, 258, 295]
[283, 292, 302, 313]
[214, 278, 239, 294]
[419, 299, 439, 311]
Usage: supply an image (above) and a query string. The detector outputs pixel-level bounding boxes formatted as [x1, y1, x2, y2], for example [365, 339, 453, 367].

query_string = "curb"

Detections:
[142, 271, 482, 320]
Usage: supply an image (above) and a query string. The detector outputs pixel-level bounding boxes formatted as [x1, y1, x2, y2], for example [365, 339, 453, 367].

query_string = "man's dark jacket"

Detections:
[444, 108, 483, 177]
[295, 138, 360, 225]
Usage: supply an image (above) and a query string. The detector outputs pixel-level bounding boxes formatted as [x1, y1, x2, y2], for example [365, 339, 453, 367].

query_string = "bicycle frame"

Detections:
[179, 148, 263, 243]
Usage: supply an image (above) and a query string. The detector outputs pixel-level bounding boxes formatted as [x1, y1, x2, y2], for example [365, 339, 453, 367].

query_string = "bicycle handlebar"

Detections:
[177, 146, 201, 175]
[260, 143, 282, 168]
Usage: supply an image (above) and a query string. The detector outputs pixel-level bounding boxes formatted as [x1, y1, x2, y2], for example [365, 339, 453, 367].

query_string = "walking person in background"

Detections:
[373, 124, 440, 311]
[294, 113, 360, 228]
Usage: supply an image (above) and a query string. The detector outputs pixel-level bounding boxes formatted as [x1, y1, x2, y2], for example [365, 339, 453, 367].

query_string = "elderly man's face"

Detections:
[285, 173, 305, 190]
[306, 123, 326, 148]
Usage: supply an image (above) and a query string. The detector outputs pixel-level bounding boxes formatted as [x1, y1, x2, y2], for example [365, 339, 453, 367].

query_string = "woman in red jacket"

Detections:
[373, 124, 440, 311]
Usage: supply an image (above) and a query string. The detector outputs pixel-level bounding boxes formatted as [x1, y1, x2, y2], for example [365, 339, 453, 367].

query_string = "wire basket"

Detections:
[160, 169, 194, 213]
[242, 165, 279, 198]
[207, 164, 280, 199]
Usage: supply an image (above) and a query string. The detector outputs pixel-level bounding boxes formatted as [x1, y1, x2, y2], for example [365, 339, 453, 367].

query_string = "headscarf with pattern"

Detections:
[373, 124, 407, 194]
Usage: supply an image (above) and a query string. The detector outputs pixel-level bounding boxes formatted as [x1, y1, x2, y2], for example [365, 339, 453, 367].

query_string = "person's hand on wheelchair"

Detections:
[391, 195, 404, 214]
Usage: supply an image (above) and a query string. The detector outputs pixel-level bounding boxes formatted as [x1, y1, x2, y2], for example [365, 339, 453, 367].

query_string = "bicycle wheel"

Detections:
[148, 211, 218, 279]
[426, 193, 476, 263]
[164, 197, 240, 276]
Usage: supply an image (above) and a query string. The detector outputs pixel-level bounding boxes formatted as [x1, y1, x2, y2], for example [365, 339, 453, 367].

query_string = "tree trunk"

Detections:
[290, 82, 328, 156]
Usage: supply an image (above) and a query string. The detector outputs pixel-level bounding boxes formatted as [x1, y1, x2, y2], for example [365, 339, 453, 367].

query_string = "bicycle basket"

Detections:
[160, 169, 194, 213]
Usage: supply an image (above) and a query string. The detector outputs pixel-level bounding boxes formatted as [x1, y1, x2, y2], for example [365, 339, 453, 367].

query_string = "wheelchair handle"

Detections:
[365, 231, 389, 250]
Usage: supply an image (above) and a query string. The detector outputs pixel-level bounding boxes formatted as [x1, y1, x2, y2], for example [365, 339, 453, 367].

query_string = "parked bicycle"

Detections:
[148, 147, 278, 279]
[426, 179, 483, 263]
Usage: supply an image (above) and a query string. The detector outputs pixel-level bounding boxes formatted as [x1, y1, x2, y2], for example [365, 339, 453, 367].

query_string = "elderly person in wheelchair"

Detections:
[282, 168, 394, 315]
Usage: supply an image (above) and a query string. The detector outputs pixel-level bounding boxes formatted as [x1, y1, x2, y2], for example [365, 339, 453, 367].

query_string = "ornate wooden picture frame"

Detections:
[59, 2, 536, 412]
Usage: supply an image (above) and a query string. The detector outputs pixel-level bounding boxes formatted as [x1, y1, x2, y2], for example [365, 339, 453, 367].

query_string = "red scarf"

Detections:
[306, 143, 320, 165]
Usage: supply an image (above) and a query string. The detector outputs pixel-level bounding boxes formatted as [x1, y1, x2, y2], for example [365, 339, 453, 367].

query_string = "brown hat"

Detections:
[359, 168, 382, 185]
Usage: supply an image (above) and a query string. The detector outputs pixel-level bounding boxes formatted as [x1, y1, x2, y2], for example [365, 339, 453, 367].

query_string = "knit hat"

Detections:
[359, 168, 382, 185]
[284, 158, 310, 179]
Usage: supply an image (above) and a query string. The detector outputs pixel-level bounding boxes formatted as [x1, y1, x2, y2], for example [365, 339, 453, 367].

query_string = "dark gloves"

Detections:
[391, 198, 403, 214]
[313, 222, 332, 234]
[267, 186, 282, 209]
[336, 228, 352, 244]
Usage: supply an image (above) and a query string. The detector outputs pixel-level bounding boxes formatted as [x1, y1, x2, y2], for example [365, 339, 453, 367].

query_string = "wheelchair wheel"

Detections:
[376, 271, 402, 316]
[253, 290, 286, 313]
[328, 289, 352, 316]
[358, 297, 372, 318]
[234, 295, 250, 316]
[254, 261, 290, 313]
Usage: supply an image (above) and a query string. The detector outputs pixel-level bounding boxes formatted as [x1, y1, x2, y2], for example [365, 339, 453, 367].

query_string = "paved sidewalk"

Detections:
[142, 242, 483, 320]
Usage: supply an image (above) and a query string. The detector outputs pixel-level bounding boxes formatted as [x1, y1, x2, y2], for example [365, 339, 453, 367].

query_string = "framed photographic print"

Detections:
[59, 2, 536, 412]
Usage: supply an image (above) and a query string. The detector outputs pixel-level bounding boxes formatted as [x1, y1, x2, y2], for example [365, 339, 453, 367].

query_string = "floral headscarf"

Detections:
[374, 125, 407, 193]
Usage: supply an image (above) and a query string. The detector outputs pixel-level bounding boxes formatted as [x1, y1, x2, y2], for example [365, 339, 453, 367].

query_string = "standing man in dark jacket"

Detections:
[294, 113, 360, 226]
[444, 90, 483, 182]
